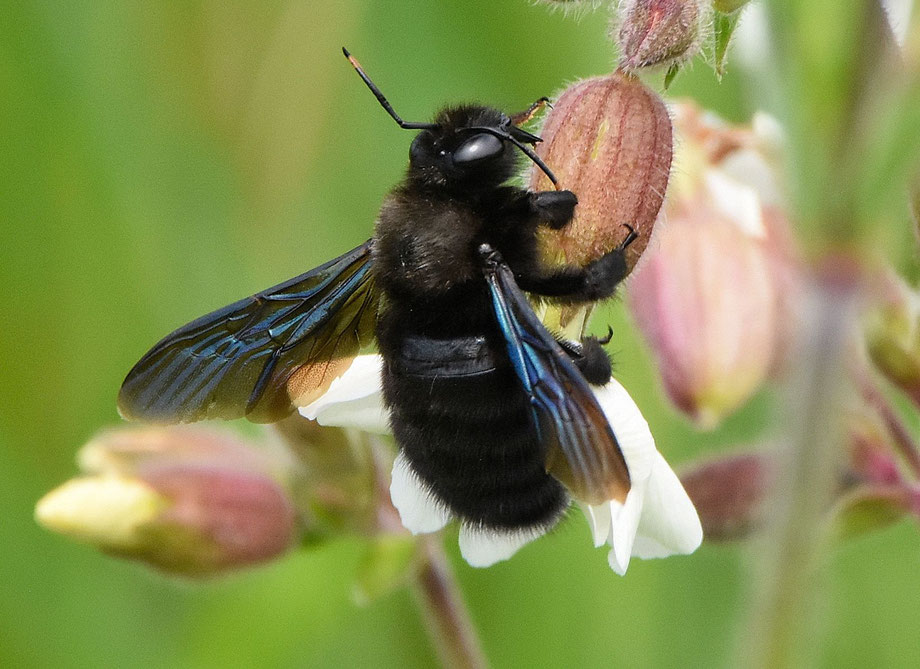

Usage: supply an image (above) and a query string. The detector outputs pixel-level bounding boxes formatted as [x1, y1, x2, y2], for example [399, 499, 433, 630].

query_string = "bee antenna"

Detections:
[506, 135, 559, 188]
[343, 47, 439, 131]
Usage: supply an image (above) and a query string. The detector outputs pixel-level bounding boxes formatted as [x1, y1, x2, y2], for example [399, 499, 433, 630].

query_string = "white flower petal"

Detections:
[458, 524, 544, 568]
[719, 148, 782, 208]
[882, 0, 912, 47]
[705, 170, 765, 238]
[593, 380, 656, 484]
[298, 355, 389, 433]
[389, 451, 451, 535]
[310, 395, 390, 434]
[632, 453, 703, 559]
[582, 502, 612, 547]
[297, 353, 704, 572]
[591, 380, 703, 573]
[607, 480, 647, 575]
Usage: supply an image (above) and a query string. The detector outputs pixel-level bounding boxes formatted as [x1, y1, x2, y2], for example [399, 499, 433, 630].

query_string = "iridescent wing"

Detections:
[480, 246, 630, 505]
[118, 241, 379, 424]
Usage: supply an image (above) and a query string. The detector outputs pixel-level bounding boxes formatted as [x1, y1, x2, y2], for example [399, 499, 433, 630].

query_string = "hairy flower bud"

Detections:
[530, 72, 672, 272]
[533, 0, 608, 16]
[712, 0, 752, 12]
[78, 425, 275, 476]
[36, 427, 298, 577]
[615, 0, 704, 71]
[679, 452, 773, 540]
[628, 103, 797, 427]
[534, 0, 601, 5]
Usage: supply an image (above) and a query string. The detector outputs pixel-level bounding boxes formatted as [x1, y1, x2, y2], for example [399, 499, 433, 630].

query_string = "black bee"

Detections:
[119, 49, 634, 546]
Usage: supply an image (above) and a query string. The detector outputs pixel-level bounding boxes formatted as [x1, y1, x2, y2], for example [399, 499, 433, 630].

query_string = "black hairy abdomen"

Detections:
[382, 332, 568, 532]
[372, 183, 571, 532]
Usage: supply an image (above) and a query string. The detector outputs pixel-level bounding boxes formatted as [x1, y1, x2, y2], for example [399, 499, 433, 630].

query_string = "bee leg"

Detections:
[530, 190, 577, 229]
[515, 226, 638, 302]
[556, 333, 612, 385]
[510, 96, 551, 126]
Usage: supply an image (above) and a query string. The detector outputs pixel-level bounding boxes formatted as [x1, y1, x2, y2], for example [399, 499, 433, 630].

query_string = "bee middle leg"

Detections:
[556, 329, 613, 385]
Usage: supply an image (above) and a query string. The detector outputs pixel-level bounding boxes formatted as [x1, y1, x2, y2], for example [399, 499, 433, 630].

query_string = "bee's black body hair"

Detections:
[118, 53, 635, 540]
[373, 103, 631, 531]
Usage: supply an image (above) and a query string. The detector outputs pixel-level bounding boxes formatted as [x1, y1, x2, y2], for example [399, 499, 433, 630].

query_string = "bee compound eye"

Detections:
[453, 133, 503, 165]
[409, 134, 426, 163]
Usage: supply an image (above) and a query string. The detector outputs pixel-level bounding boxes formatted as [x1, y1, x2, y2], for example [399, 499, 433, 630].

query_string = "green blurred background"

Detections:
[2, 1, 919, 667]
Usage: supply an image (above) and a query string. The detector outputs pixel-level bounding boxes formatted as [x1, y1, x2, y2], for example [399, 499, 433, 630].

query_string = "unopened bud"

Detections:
[531, 72, 672, 272]
[630, 208, 778, 426]
[865, 275, 920, 407]
[831, 484, 920, 541]
[629, 103, 796, 427]
[847, 414, 903, 486]
[534, 0, 609, 20]
[534, 0, 600, 5]
[615, 0, 704, 71]
[36, 476, 166, 550]
[679, 452, 773, 540]
[78, 426, 274, 477]
[37, 427, 298, 577]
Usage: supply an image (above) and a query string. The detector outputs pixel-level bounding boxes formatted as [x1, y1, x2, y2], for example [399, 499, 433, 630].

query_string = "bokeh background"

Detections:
[2, 1, 919, 667]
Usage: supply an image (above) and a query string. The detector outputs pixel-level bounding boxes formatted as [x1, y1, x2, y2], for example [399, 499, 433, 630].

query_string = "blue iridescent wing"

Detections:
[480, 246, 630, 505]
[118, 241, 379, 424]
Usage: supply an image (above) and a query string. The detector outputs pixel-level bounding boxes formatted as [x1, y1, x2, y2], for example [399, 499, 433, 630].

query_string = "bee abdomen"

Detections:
[385, 364, 568, 532]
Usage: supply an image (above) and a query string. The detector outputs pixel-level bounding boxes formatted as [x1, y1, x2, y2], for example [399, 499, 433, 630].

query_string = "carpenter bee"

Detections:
[119, 49, 635, 551]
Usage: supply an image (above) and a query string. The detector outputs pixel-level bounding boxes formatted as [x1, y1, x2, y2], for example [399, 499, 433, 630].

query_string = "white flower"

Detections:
[300, 354, 702, 572]
[581, 382, 703, 575]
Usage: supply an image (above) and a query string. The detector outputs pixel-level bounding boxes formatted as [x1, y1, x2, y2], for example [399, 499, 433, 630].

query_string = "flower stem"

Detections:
[737, 265, 858, 668]
[411, 537, 488, 669]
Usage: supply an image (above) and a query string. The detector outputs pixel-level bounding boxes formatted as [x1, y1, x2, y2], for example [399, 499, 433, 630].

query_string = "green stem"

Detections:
[412, 538, 488, 669]
[737, 267, 858, 668]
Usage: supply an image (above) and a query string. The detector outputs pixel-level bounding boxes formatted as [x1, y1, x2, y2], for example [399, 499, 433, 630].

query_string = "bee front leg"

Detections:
[515, 225, 638, 302]
[529, 190, 577, 229]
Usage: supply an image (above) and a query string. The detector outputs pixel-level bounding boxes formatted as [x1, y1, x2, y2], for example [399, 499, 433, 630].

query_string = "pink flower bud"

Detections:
[36, 426, 298, 577]
[679, 452, 773, 540]
[534, 0, 601, 5]
[615, 0, 704, 71]
[78, 425, 274, 476]
[533, 0, 610, 17]
[630, 206, 777, 425]
[140, 465, 297, 575]
[628, 103, 798, 427]
[847, 414, 904, 487]
[530, 72, 672, 273]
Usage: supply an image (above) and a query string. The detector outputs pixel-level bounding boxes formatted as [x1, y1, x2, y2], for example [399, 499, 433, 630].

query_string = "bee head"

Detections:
[407, 106, 551, 192]
[343, 48, 557, 192]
